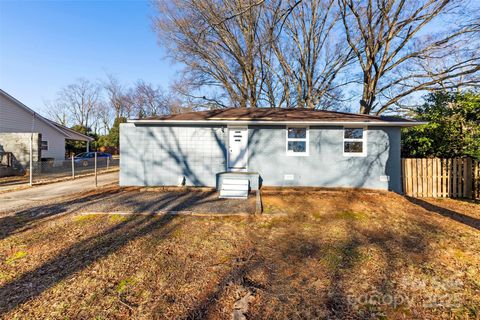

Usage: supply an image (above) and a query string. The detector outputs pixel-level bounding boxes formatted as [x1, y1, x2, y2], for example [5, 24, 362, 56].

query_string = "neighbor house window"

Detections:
[343, 127, 366, 156]
[286, 127, 309, 156]
[41, 141, 48, 151]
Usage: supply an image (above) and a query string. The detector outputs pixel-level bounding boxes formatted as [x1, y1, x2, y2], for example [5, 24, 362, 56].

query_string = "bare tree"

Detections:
[264, 0, 353, 109]
[154, 0, 267, 108]
[339, 0, 480, 114]
[131, 81, 170, 117]
[44, 100, 70, 126]
[104, 74, 129, 119]
[48, 78, 101, 130]
[155, 0, 358, 109]
[96, 101, 114, 134]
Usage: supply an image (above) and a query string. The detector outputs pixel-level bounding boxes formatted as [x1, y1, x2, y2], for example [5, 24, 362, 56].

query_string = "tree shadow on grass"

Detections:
[69, 189, 255, 215]
[0, 190, 220, 316]
[406, 197, 480, 231]
[0, 214, 175, 315]
[108, 190, 218, 214]
[301, 213, 441, 319]
[0, 188, 221, 242]
[0, 188, 125, 241]
[0, 190, 454, 318]
[178, 193, 445, 319]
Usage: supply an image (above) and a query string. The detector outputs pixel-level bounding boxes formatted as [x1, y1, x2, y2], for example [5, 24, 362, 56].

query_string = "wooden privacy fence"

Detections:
[402, 158, 480, 199]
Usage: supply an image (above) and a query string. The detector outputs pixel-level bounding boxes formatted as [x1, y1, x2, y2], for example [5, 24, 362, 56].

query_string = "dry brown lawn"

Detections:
[0, 188, 479, 319]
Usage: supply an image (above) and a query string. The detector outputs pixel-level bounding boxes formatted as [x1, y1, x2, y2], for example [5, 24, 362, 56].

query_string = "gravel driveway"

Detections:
[76, 189, 256, 215]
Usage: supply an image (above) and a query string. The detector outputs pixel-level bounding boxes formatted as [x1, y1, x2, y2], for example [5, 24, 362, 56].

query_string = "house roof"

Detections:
[0, 89, 94, 142]
[129, 107, 425, 127]
[46, 120, 95, 142]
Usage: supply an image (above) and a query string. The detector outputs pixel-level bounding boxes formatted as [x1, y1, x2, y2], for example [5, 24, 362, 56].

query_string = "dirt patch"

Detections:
[71, 189, 257, 215]
[0, 189, 478, 319]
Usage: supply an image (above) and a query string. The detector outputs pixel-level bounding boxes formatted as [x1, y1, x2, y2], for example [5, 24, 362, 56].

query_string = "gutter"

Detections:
[127, 119, 427, 127]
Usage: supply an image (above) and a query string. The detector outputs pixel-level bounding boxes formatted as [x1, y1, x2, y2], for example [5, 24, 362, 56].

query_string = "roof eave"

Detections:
[47, 120, 94, 141]
[127, 119, 427, 127]
[0, 89, 96, 139]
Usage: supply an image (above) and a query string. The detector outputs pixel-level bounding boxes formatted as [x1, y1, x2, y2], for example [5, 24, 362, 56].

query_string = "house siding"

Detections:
[0, 93, 66, 161]
[120, 123, 402, 193]
[247, 125, 401, 192]
[119, 123, 227, 187]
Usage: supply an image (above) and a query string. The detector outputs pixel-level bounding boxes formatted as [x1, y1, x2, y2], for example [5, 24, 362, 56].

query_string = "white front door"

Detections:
[228, 128, 248, 171]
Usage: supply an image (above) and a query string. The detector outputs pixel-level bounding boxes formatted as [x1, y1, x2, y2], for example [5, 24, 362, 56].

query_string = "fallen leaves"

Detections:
[0, 189, 478, 319]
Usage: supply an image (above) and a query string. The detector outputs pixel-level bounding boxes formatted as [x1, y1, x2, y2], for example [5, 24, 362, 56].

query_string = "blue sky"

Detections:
[0, 0, 177, 113]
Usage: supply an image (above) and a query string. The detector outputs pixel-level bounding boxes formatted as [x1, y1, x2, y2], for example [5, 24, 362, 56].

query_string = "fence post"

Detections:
[94, 152, 98, 187]
[475, 160, 480, 200]
[107, 156, 110, 171]
[71, 153, 75, 180]
[465, 157, 472, 199]
[29, 134, 33, 186]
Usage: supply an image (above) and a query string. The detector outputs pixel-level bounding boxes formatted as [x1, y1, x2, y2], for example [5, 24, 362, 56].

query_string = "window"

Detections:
[41, 141, 48, 151]
[286, 127, 309, 156]
[343, 127, 366, 156]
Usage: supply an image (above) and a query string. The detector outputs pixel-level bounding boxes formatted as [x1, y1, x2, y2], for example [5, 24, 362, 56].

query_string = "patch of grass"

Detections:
[323, 248, 344, 270]
[312, 210, 367, 221]
[115, 278, 136, 294]
[108, 214, 128, 224]
[452, 305, 479, 319]
[170, 227, 185, 238]
[262, 205, 275, 214]
[12, 215, 29, 222]
[257, 217, 286, 229]
[4, 251, 27, 265]
[335, 210, 367, 220]
[322, 244, 363, 270]
[73, 214, 98, 223]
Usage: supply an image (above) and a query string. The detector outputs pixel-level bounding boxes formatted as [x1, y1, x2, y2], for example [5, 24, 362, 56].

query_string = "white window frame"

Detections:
[286, 126, 309, 156]
[343, 126, 367, 157]
[41, 140, 48, 151]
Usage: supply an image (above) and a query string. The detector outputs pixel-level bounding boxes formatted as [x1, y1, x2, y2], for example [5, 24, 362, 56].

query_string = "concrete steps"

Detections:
[219, 179, 249, 199]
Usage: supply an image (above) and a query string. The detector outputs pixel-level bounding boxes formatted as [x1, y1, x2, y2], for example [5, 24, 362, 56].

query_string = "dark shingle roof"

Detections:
[138, 107, 412, 123]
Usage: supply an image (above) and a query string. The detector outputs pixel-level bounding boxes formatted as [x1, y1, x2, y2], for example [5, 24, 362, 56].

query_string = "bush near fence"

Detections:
[402, 158, 480, 199]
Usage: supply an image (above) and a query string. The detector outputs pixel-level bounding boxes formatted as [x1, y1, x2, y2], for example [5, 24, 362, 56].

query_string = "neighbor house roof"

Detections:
[0, 89, 94, 141]
[45, 120, 95, 142]
[128, 107, 425, 127]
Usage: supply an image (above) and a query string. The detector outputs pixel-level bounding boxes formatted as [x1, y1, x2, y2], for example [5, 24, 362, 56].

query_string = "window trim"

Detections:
[41, 140, 48, 151]
[286, 126, 309, 156]
[343, 126, 367, 157]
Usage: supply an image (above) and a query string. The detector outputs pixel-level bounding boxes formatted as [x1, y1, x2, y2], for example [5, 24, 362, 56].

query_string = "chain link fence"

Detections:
[31, 156, 119, 183]
[0, 153, 119, 188]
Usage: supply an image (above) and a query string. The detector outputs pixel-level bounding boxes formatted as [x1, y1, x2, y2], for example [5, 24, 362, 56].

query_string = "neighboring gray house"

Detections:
[120, 108, 424, 195]
[0, 89, 93, 166]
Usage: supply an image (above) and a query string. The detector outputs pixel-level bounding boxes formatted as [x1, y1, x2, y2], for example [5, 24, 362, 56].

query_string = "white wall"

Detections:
[0, 94, 66, 161]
